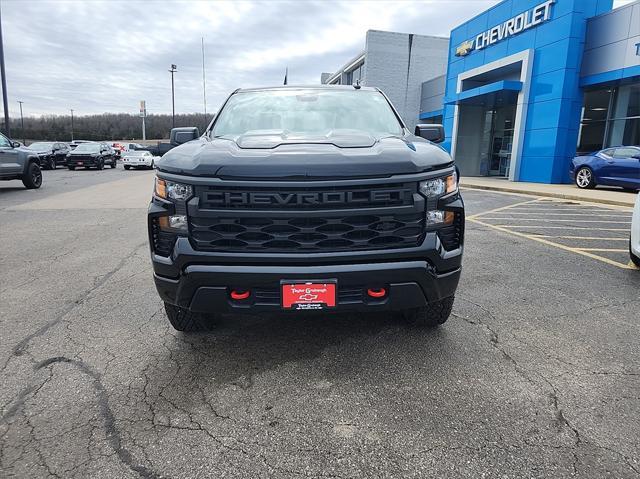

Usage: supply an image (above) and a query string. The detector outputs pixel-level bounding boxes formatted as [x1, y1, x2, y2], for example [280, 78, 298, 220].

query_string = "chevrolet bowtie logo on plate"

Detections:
[455, 40, 474, 57]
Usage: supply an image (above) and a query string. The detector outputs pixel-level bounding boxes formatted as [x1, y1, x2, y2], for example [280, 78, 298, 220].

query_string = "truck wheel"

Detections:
[164, 303, 212, 332]
[97, 160, 104, 170]
[403, 296, 454, 327]
[22, 162, 43, 189]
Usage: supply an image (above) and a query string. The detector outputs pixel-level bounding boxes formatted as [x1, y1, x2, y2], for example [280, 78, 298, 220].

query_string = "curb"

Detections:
[461, 184, 636, 208]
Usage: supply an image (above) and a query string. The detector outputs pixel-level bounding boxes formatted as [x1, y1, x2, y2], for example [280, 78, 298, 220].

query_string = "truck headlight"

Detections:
[419, 171, 458, 198]
[154, 177, 193, 201]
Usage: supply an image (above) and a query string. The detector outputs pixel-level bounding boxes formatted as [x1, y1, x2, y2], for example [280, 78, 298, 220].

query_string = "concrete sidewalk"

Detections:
[460, 176, 637, 207]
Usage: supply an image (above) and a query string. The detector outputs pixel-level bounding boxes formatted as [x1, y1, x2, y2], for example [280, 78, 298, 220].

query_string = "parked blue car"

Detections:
[570, 146, 640, 190]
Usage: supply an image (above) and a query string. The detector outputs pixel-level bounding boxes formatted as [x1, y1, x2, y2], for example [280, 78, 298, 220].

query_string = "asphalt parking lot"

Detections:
[1, 169, 639, 478]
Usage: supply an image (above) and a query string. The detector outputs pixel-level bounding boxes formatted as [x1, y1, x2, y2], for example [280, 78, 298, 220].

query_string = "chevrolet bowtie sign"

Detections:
[455, 40, 474, 57]
[455, 0, 555, 57]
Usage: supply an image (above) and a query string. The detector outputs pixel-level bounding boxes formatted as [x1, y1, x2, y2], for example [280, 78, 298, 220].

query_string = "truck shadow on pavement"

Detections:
[148, 311, 449, 415]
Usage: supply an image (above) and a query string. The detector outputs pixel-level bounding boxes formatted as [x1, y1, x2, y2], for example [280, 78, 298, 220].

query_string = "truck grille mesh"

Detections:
[190, 213, 425, 252]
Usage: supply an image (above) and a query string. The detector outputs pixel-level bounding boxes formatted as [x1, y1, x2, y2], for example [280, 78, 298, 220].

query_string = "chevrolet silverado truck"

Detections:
[148, 86, 464, 331]
[0, 132, 42, 189]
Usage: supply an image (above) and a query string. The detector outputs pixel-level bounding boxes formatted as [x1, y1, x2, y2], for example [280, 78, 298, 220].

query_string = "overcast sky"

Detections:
[1, 0, 634, 118]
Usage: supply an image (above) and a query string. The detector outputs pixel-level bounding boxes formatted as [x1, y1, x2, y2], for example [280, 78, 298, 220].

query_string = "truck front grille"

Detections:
[190, 213, 425, 253]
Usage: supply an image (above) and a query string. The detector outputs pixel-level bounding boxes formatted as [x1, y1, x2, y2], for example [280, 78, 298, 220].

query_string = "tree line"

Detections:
[4, 113, 213, 142]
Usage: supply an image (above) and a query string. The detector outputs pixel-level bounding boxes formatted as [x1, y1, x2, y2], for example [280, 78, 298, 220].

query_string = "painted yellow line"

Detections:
[536, 235, 629, 241]
[507, 207, 630, 212]
[481, 217, 631, 224]
[575, 248, 628, 252]
[486, 212, 631, 217]
[468, 218, 633, 270]
[492, 225, 629, 231]
[466, 198, 541, 220]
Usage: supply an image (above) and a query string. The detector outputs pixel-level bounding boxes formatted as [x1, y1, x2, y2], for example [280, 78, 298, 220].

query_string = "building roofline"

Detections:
[324, 51, 365, 84]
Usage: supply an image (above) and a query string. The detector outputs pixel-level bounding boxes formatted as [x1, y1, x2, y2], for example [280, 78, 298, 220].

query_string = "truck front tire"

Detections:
[403, 296, 454, 327]
[22, 162, 42, 189]
[164, 302, 212, 332]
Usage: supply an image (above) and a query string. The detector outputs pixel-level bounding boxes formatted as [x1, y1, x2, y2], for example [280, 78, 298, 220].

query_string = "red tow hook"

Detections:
[230, 290, 251, 301]
[367, 288, 387, 299]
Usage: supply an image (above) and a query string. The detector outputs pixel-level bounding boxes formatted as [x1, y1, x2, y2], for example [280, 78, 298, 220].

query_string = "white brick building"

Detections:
[321, 30, 449, 131]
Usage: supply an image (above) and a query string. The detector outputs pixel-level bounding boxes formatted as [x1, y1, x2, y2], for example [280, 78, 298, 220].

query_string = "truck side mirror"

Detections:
[170, 127, 200, 146]
[415, 124, 444, 143]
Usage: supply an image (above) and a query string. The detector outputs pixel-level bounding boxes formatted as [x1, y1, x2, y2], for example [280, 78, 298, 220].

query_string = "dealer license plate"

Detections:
[281, 281, 337, 310]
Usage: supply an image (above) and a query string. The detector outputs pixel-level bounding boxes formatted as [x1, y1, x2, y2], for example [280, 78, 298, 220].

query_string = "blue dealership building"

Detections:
[420, 0, 639, 183]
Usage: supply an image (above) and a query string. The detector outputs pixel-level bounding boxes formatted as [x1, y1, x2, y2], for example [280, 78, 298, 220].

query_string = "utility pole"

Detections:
[70, 109, 74, 141]
[17, 100, 24, 144]
[0, 4, 10, 137]
[169, 64, 177, 128]
[201, 38, 207, 117]
[140, 100, 146, 141]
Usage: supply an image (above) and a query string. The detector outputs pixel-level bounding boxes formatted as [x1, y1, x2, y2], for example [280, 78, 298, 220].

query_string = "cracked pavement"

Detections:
[1, 169, 639, 478]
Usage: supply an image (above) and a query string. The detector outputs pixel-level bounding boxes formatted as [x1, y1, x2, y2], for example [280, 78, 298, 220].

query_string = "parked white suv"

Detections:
[631, 194, 640, 268]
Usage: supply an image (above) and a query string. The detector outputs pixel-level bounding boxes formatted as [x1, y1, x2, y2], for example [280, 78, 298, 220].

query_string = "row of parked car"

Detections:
[0, 131, 162, 190]
[24, 140, 160, 171]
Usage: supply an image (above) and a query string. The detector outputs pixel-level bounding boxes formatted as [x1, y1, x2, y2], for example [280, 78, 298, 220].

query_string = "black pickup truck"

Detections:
[148, 86, 464, 331]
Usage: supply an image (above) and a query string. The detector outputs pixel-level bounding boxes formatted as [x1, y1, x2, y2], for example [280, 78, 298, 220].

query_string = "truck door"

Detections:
[0, 133, 22, 177]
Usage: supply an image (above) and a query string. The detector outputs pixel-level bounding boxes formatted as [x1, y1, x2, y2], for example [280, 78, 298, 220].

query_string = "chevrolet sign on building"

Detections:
[455, 0, 555, 56]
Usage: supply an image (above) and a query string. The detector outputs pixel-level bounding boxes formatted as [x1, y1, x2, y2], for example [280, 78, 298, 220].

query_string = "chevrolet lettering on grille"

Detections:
[203, 188, 413, 207]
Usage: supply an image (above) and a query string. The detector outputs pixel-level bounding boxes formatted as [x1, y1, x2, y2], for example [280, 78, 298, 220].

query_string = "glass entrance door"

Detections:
[487, 104, 516, 177]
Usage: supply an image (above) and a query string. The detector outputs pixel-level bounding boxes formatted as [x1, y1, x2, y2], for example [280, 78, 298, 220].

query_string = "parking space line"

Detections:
[469, 196, 635, 270]
[575, 248, 628, 252]
[489, 212, 631, 217]
[492, 225, 629, 231]
[468, 217, 634, 270]
[466, 198, 541, 220]
[537, 235, 628, 241]
[482, 217, 631, 223]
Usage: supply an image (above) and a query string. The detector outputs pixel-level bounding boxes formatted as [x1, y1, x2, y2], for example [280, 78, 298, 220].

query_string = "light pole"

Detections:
[17, 100, 24, 144]
[70, 109, 74, 141]
[169, 64, 177, 128]
[201, 38, 207, 117]
[0, 4, 10, 137]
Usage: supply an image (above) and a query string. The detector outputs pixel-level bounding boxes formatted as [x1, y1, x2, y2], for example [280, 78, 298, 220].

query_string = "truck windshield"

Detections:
[212, 89, 404, 138]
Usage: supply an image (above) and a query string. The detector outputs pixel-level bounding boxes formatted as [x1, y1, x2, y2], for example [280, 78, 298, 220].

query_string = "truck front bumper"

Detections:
[154, 260, 461, 314]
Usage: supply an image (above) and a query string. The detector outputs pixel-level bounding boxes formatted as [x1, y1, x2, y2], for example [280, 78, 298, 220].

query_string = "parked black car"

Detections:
[25, 141, 70, 170]
[66, 142, 117, 170]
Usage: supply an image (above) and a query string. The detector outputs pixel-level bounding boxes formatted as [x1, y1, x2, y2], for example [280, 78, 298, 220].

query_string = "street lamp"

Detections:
[70, 109, 74, 141]
[169, 64, 177, 128]
[17, 100, 24, 144]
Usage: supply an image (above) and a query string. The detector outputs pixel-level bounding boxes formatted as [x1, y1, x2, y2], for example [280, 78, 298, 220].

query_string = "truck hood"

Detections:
[157, 134, 453, 180]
